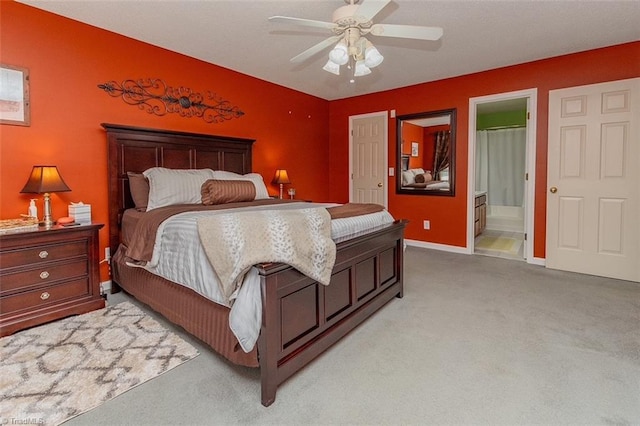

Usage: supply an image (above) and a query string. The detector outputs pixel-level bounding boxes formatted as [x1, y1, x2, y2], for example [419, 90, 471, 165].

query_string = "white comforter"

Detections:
[139, 202, 395, 352]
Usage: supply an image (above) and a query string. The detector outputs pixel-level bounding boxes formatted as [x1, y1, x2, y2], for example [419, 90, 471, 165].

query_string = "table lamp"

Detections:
[21, 165, 71, 228]
[272, 169, 290, 199]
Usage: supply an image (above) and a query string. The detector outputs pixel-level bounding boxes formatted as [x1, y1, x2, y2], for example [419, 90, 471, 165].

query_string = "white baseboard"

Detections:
[100, 280, 112, 295]
[405, 239, 471, 255]
[528, 256, 546, 266]
[406, 239, 547, 267]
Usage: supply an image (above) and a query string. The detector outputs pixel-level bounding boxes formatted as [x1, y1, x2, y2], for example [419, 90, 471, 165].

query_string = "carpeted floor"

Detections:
[59, 247, 639, 425]
[0, 302, 199, 426]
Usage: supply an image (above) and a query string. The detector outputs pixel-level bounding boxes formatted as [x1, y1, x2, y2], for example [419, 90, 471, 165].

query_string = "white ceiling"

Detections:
[18, 0, 640, 101]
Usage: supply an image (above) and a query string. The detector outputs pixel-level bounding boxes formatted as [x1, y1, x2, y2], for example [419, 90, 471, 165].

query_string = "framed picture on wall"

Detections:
[411, 141, 419, 157]
[0, 64, 30, 126]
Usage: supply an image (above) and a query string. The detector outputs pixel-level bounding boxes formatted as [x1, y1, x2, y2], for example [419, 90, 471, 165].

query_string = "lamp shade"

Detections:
[364, 45, 384, 68]
[323, 59, 340, 75]
[21, 166, 71, 194]
[354, 60, 371, 77]
[272, 169, 291, 185]
[328, 42, 349, 66]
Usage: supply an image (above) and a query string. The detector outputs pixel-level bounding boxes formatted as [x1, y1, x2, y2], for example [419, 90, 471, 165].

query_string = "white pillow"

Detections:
[212, 171, 270, 199]
[411, 168, 425, 176]
[401, 170, 415, 186]
[143, 167, 215, 211]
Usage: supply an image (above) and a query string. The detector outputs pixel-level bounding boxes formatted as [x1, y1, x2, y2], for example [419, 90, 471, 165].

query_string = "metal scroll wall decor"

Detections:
[97, 78, 244, 123]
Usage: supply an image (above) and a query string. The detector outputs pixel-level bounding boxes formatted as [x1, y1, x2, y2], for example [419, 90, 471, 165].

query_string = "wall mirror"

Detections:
[396, 108, 456, 196]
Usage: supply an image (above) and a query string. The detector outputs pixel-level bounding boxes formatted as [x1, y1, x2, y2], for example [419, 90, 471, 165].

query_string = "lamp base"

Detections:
[43, 193, 54, 229]
[279, 184, 284, 199]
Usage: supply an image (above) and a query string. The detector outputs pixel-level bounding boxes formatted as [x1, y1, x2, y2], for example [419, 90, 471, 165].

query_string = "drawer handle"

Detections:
[40, 292, 50, 300]
[40, 271, 50, 279]
[39, 250, 49, 259]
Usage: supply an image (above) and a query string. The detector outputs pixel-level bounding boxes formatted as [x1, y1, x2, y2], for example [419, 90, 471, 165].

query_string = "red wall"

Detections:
[0, 1, 330, 280]
[328, 41, 640, 258]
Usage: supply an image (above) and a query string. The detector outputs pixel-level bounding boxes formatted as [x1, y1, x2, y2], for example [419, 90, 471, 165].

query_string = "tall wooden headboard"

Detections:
[103, 123, 255, 255]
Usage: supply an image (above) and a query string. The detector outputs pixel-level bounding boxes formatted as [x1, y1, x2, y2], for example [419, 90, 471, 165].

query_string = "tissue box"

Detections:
[69, 204, 91, 225]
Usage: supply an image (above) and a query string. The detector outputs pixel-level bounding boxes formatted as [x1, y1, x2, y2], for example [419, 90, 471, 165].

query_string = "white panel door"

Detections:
[351, 113, 386, 206]
[547, 78, 639, 282]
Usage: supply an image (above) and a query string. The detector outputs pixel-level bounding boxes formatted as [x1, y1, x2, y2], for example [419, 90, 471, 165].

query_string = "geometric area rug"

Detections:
[0, 302, 199, 425]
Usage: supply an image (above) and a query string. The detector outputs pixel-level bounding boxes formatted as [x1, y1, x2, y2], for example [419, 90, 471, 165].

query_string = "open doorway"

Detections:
[467, 89, 537, 262]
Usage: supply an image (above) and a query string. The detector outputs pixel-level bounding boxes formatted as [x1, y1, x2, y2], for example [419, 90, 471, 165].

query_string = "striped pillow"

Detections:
[201, 179, 256, 205]
[143, 167, 215, 211]
[212, 171, 270, 199]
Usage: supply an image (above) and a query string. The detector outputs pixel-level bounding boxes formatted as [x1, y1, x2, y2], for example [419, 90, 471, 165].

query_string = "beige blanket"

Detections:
[125, 199, 293, 262]
[197, 207, 336, 303]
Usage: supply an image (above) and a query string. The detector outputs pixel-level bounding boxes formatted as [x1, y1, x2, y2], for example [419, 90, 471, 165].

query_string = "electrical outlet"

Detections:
[423, 220, 430, 230]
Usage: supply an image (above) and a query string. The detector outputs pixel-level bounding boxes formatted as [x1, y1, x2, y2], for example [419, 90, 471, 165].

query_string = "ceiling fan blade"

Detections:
[290, 35, 341, 63]
[370, 23, 443, 41]
[269, 16, 338, 30]
[354, 0, 391, 21]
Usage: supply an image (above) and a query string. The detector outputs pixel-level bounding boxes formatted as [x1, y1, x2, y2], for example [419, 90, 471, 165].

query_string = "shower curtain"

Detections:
[475, 128, 526, 206]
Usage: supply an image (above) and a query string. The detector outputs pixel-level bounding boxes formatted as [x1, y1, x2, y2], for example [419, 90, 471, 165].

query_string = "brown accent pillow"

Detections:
[327, 203, 385, 219]
[201, 179, 256, 205]
[415, 172, 433, 184]
[127, 172, 150, 211]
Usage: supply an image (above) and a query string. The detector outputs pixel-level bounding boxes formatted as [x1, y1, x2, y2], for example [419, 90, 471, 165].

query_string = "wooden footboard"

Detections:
[256, 219, 406, 406]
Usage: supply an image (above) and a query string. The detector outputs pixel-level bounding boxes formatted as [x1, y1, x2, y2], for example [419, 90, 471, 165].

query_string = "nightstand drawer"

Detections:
[0, 278, 90, 315]
[0, 240, 87, 269]
[1, 259, 88, 294]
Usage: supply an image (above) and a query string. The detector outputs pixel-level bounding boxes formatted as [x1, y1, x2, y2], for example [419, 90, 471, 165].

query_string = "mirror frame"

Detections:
[396, 108, 456, 196]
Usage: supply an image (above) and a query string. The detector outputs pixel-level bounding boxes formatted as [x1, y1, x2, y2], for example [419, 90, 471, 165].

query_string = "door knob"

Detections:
[377, 182, 383, 188]
[550, 187, 557, 193]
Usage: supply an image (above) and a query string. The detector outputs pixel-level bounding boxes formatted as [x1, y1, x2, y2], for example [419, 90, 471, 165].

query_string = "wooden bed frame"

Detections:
[104, 123, 407, 406]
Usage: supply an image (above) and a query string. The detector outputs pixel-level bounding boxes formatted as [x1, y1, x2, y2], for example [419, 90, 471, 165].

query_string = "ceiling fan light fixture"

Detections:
[354, 60, 371, 77]
[328, 41, 349, 65]
[364, 44, 384, 68]
[323, 59, 341, 75]
[269, 0, 443, 79]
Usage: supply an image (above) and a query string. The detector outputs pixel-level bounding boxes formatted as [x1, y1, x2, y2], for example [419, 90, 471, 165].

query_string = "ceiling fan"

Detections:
[269, 0, 443, 79]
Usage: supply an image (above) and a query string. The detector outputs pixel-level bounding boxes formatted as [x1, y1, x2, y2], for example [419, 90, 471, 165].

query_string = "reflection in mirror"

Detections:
[396, 108, 456, 196]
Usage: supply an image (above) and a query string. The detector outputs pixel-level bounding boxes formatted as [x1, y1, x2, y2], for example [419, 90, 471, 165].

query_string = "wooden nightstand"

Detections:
[0, 223, 105, 337]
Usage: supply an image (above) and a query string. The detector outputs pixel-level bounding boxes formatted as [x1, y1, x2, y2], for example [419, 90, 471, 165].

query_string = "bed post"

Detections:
[258, 272, 280, 407]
